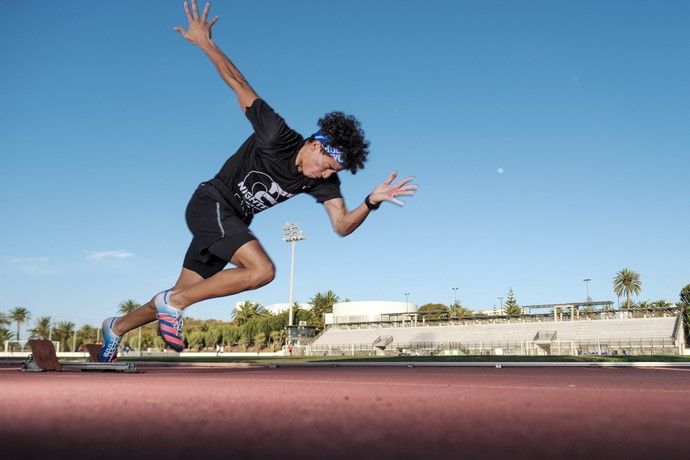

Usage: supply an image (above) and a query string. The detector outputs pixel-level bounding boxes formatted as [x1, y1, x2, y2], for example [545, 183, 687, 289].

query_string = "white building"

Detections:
[325, 301, 418, 325]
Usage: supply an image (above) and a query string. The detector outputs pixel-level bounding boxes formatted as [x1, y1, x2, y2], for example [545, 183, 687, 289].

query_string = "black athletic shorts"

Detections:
[183, 182, 257, 279]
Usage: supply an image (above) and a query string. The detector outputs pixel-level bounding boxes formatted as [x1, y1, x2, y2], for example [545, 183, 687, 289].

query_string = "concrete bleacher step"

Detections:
[311, 316, 678, 353]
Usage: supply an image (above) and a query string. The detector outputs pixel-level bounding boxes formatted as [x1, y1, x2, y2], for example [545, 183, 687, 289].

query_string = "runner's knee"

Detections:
[247, 262, 275, 289]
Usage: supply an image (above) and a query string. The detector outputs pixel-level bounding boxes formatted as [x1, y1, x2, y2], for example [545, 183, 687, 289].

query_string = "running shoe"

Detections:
[155, 290, 185, 352]
[97, 317, 121, 363]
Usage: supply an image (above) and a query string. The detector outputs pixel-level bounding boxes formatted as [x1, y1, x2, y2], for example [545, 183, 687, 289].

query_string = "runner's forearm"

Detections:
[200, 41, 257, 108]
[334, 203, 371, 236]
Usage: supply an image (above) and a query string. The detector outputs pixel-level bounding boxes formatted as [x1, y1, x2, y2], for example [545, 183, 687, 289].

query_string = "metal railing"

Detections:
[326, 308, 681, 330]
[307, 337, 679, 357]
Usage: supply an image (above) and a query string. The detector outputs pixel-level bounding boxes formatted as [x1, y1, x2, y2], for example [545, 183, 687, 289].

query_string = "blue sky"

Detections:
[1, 1, 689, 330]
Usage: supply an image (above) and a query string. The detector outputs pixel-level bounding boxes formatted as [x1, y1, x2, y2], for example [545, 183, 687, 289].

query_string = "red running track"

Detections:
[1, 364, 689, 460]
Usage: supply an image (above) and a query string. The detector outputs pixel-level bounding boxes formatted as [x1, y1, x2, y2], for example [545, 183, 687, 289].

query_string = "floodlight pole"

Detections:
[289, 240, 296, 324]
[283, 222, 304, 327]
[583, 278, 591, 302]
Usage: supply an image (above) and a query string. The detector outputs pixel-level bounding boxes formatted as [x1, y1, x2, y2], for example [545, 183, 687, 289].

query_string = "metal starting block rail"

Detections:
[22, 339, 136, 373]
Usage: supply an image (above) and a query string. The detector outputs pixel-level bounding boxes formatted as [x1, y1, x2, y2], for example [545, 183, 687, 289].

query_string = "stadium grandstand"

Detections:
[308, 300, 685, 357]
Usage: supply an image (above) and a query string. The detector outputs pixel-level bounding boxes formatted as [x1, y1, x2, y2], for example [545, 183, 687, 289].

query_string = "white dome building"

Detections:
[325, 301, 418, 325]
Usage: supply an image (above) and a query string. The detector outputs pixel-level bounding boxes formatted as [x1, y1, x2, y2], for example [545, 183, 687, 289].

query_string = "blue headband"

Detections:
[313, 130, 345, 166]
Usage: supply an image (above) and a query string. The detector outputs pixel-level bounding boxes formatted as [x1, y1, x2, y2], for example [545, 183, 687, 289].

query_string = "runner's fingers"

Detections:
[201, 2, 210, 21]
[209, 15, 219, 27]
[191, 0, 199, 19]
[384, 171, 397, 186]
[394, 176, 416, 187]
[174, 26, 187, 37]
[183, 1, 192, 21]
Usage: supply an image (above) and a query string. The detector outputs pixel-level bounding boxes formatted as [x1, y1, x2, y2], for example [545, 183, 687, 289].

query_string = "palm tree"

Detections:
[308, 290, 340, 329]
[77, 324, 98, 347]
[680, 284, 690, 341]
[0, 312, 13, 344]
[652, 300, 671, 309]
[9, 307, 31, 343]
[612, 268, 642, 309]
[53, 321, 75, 353]
[232, 301, 264, 326]
[449, 301, 473, 318]
[118, 299, 140, 349]
[30, 316, 52, 339]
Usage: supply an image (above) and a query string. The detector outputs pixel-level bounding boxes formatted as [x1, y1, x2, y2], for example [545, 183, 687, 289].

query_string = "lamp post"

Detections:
[404, 292, 410, 311]
[498, 296, 504, 314]
[583, 278, 591, 302]
[283, 222, 304, 327]
[452, 287, 458, 306]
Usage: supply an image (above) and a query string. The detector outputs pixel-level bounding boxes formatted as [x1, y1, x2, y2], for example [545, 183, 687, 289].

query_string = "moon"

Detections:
[497, 168, 504, 174]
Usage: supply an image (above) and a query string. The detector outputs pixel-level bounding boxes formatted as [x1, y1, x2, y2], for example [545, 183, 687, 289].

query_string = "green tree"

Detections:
[186, 330, 205, 351]
[680, 284, 690, 306]
[220, 324, 241, 347]
[270, 330, 284, 351]
[613, 268, 642, 309]
[290, 302, 312, 326]
[77, 324, 98, 348]
[232, 301, 265, 326]
[0, 312, 13, 344]
[680, 284, 690, 341]
[9, 306, 31, 342]
[652, 300, 672, 309]
[118, 299, 141, 349]
[449, 302, 473, 318]
[238, 334, 251, 351]
[503, 288, 522, 315]
[53, 321, 75, 352]
[205, 326, 223, 348]
[30, 316, 52, 340]
[418, 303, 449, 320]
[308, 290, 339, 330]
[153, 335, 165, 350]
[254, 332, 267, 350]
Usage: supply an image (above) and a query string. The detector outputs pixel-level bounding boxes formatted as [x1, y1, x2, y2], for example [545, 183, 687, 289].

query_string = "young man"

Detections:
[98, 1, 417, 362]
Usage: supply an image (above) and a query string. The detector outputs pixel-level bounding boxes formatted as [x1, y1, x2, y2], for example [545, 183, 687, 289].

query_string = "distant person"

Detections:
[98, 0, 416, 362]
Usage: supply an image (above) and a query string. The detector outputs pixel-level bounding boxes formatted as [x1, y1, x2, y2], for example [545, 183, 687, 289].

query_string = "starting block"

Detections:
[22, 339, 136, 373]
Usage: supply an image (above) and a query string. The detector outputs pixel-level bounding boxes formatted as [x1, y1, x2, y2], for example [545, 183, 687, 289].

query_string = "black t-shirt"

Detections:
[212, 99, 342, 218]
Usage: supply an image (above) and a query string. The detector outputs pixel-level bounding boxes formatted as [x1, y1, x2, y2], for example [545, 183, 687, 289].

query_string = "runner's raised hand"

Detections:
[369, 172, 418, 207]
[174, 0, 219, 48]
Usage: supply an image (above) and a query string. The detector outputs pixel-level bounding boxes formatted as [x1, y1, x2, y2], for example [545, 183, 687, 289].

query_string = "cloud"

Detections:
[0, 256, 61, 276]
[86, 250, 134, 261]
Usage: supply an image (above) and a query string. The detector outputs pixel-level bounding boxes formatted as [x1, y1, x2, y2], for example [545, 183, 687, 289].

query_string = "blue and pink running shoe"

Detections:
[155, 290, 185, 352]
[97, 317, 122, 363]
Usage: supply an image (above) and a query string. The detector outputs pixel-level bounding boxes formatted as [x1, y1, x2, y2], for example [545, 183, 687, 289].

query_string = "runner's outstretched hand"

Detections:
[174, 0, 218, 48]
[369, 172, 418, 207]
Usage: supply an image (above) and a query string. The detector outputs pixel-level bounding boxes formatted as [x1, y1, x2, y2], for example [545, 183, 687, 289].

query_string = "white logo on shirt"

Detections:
[236, 171, 293, 213]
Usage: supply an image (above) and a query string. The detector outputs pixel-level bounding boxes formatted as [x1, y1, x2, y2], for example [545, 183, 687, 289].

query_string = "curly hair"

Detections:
[308, 111, 369, 174]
